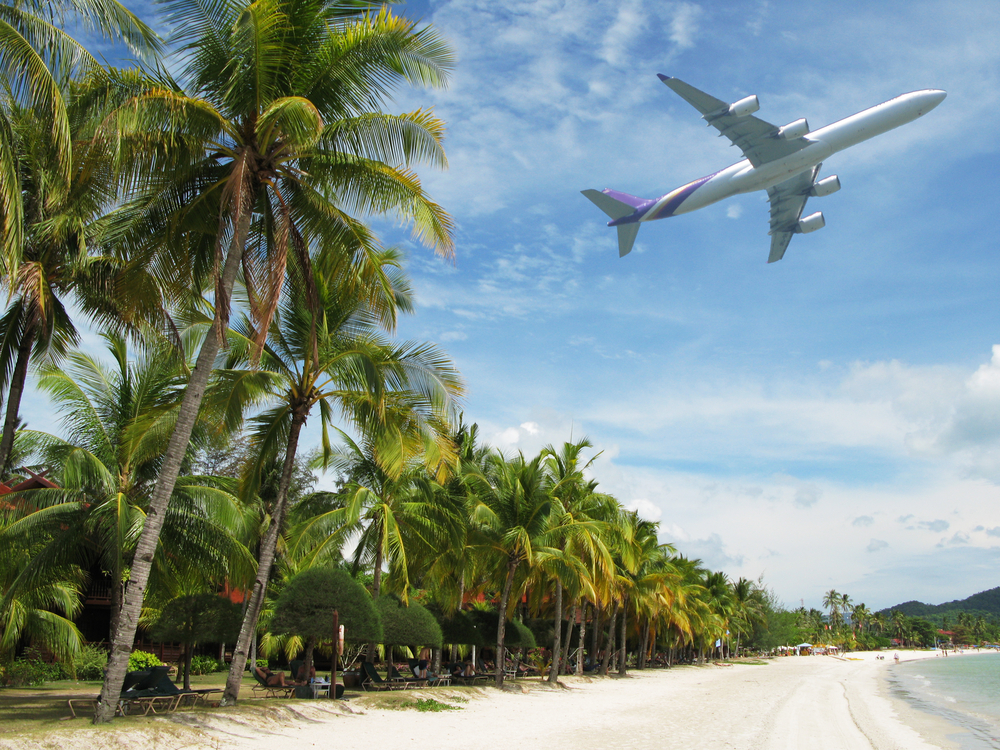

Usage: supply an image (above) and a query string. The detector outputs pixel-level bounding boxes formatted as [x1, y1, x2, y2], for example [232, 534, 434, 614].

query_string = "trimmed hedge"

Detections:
[469, 609, 537, 648]
[376, 595, 442, 648]
[272, 567, 382, 643]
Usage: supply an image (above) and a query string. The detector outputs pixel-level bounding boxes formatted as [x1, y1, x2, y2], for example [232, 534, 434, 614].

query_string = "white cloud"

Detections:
[726, 203, 743, 219]
[669, 2, 702, 49]
[625, 497, 663, 521]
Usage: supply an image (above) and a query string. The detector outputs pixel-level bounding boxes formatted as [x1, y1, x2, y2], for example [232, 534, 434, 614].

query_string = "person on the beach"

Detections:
[256, 666, 289, 686]
[450, 660, 475, 678]
[893, 653, 899, 664]
[415, 647, 432, 678]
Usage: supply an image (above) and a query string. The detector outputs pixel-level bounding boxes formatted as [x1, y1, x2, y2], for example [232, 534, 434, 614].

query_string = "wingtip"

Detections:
[656, 73, 671, 82]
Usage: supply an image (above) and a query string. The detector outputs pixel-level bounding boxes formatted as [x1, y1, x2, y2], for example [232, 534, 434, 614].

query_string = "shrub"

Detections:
[376, 595, 442, 648]
[72, 644, 108, 681]
[190, 655, 225, 675]
[128, 650, 163, 672]
[0, 649, 62, 686]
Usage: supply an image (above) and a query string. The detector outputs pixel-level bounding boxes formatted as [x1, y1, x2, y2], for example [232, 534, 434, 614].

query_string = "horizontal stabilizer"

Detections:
[617, 223, 640, 257]
[581, 189, 642, 220]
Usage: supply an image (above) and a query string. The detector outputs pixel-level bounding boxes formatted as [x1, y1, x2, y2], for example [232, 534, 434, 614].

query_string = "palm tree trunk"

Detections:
[0, 327, 34, 476]
[639, 619, 649, 669]
[617, 603, 628, 676]
[450, 574, 465, 664]
[183, 645, 193, 690]
[303, 636, 316, 687]
[96, 205, 253, 723]
[495, 557, 517, 689]
[591, 603, 602, 663]
[562, 601, 576, 672]
[548, 578, 562, 683]
[366, 543, 384, 663]
[221, 406, 308, 705]
[600, 601, 618, 675]
[576, 602, 587, 676]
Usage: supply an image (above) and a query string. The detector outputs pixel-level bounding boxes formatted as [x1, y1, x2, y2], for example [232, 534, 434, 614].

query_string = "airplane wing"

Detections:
[766, 165, 821, 263]
[659, 75, 810, 168]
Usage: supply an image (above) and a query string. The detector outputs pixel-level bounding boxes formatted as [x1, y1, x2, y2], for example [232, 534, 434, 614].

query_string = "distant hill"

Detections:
[880, 587, 1000, 620]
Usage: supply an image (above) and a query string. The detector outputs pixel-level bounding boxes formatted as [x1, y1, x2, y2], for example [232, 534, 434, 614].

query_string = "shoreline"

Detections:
[2, 652, 995, 750]
[872, 648, 999, 749]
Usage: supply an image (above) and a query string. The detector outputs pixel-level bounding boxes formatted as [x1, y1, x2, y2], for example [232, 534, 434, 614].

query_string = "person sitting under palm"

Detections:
[256, 666, 290, 686]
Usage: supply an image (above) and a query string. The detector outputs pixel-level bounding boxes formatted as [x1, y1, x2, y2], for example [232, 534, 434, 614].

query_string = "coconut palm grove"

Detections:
[0, 0, 995, 727]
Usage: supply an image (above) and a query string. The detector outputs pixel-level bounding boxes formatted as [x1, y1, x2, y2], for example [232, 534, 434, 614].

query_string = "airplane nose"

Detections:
[924, 89, 947, 109]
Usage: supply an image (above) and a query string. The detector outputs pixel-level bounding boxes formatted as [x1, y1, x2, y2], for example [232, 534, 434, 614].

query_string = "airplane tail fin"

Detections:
[581, 189, 645, 257]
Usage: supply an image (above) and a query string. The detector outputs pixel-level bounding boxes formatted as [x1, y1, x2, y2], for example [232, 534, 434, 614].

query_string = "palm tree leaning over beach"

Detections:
[93, 0, 454, 721]
[213, 249, 461, 702]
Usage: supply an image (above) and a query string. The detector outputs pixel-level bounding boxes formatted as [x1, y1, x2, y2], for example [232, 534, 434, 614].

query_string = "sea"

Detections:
[888, 650, 1000, 749]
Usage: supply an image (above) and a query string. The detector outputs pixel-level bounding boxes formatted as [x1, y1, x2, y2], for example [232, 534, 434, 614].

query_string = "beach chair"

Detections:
[66, 668, 150, 718]
[250, 667, 297, 699]
[407, 659, 447, 686]
[386, 663, 427, 689]
[120, 667, 192, 715]
[446, 661, 483, 685]
[360, 662, 400, 691]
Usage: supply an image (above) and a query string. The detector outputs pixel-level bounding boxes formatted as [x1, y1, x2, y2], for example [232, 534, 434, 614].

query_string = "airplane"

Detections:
[582, 75, 946, 262]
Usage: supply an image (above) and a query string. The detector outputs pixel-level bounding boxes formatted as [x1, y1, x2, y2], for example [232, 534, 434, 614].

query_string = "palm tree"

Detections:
[822, 589, 841, 631]
[0, 0, 160, 267]
[538, 438, 611, 682]
[214, 252, 461, 702]
[730, 577, 765, 658]
[0, 509, 83, 661]
[467, 451, 553, 688]
[0, 334, 253, 648]
[0, 88, 172, 480]
[96, 0, 455, 720]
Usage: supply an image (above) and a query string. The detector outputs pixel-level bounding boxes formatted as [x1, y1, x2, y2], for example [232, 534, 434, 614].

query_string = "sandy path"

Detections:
[5, 654, 974, 750]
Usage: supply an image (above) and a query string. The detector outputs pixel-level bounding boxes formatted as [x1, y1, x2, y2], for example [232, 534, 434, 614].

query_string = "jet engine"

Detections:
[728, 95, 760, 118]
[809, 175, 841, 197]
[795, 212, 825, 233]
[777, 118, 809, 140]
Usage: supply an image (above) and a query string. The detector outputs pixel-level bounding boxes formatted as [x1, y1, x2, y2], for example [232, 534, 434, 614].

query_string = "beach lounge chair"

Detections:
[118, 667, 186, 715]
[407, 659, 448, 686]
[361, 662, 401, 691]
[447, 661, 488, 685]
[67, 668, 150, 718]
[388, 663, 428, 688]
[251, 666, 297, 699]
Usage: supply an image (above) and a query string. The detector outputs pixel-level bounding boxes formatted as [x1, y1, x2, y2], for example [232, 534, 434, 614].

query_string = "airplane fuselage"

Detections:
[608, 89, 946, 227]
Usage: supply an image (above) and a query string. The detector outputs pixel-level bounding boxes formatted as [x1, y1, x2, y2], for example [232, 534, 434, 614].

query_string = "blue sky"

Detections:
[44, 0, 1000, 611]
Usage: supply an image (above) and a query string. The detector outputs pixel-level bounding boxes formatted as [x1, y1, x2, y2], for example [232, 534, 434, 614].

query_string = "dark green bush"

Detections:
[377, 595, 442, 647]
[272, 567, 382, 644]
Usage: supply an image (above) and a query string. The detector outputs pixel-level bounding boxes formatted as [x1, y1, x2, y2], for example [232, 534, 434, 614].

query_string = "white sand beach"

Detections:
[5, 651, 991, 750]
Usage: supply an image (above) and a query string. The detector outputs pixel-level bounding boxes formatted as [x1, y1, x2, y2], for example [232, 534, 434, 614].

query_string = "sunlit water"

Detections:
[888, 651, 1000, 749]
